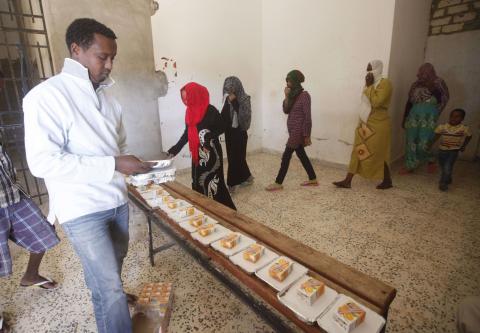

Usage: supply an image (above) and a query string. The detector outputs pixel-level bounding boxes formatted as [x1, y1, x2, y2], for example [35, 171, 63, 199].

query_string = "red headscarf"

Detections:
[182, 82, 209, 165]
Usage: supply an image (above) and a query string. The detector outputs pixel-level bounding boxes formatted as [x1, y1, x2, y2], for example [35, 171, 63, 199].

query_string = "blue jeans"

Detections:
[438, 150, 458, 186]
[62, 204, 132, 333]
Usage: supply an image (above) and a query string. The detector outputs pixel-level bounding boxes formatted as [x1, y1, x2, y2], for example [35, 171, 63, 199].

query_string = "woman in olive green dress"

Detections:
[333, 60, 393, 189]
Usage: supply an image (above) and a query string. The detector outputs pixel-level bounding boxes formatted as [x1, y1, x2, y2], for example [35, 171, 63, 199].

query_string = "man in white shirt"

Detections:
[23, 18, 153, 333]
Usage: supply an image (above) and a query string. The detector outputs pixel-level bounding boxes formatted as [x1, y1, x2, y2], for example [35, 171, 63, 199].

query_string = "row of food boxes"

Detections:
[136, 184, 385, 333]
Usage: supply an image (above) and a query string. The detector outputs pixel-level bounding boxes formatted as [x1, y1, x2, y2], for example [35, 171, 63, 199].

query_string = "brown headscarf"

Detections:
[408, 63, 449, 112]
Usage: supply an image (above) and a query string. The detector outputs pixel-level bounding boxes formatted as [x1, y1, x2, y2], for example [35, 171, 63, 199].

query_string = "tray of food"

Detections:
[191, 224, 231, 246]
[178, 215, 218, 233]
[317, 294, 385, 333]
[229, 243, 279, 274]
[169, 207, 204, 223]
[211, 233, 256, 257]
[277, 275, 338, 324]
[158, 198, 190, 212]
[255, 256, 308, 293]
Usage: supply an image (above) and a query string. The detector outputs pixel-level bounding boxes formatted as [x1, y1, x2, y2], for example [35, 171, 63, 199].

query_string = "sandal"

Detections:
[20, 276, 58, 290]
[265, 183, 283, 191]
[300, 179, 319, 186]
[0, 315, 10, 333]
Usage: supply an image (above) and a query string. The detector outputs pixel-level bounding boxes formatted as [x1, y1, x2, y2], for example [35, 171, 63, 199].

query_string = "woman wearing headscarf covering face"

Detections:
[333, 60, 394, 189]
[168, 82, 236, 210]
[220, 76, 254, 193]
[400, 63, 449, 174]
[265, 70, 317, 191]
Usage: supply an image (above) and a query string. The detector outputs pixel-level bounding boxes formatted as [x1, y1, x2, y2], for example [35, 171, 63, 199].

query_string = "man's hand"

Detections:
[304, 136, 312, 147]
[365, 73, 374, 87]
[114, 155, 155, 175]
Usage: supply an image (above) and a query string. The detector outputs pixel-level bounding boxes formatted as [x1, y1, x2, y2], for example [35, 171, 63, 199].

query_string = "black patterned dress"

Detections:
[168, 106, 236, 210]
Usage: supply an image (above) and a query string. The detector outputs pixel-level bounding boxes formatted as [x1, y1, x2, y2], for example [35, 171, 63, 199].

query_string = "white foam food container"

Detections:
[178, 216, 219, 233]
[229, 244, 279, 274]
[211, 233, 256, 257]
[277, 275, 338, 324]
[317, 294, 385, 333]
[169, 207, 204, 223]
[158, 199, 190, 213]
[130, 166, 176, 185]
[148, 159, 173, 168]
[255, 256, 308, 293]
[191, 224, 231, 246]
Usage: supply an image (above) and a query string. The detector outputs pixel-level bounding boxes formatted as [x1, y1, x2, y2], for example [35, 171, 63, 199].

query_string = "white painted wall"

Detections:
[151, 0, 262, 169]
[425, 30, 480, 160]
[261, 0, 396, 165]
[388, 0, 432, 162]
[150, 0, 439, 167]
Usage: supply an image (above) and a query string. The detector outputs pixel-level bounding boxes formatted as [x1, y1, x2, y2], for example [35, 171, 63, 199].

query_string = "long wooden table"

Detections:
[128, 181, 396, 333]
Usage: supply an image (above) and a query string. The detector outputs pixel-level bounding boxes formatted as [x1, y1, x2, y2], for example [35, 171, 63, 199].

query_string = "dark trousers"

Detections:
[225, 128, 252, 187]
[438, 149, 458, 185]
[275, 145, 316, 184]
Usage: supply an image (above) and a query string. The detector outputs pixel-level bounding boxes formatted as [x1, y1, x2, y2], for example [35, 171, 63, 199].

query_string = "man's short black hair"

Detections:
[65, 18, 117, 51]
[451, 108, 466, 119]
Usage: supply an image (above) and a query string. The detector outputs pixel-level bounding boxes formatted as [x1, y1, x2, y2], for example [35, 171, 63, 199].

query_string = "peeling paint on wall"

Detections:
[160, 57, 178, 85]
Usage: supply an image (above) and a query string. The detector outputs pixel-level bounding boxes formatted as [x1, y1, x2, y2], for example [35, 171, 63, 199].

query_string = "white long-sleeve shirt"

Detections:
[23, 58, 129, 223]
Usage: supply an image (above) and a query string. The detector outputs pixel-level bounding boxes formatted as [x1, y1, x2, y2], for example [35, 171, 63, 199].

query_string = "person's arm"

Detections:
[436, 79, 450, 113]
[364, 79, 392, 109]
[460, 136, 472, 152]
[238, 96, 252, 131]
[115, 102, 130, 155]
[23, 90, 151, 180]
[302, 93, 312, 146]
[167, 126, 188, 157]
[24, 90, 116, 183]
[210, 106, 226, 137]
[282, 86, 291, 114]
[402, 100, 413, 129]
[460, 128, 472, 152]
[429, 125, 443, 150]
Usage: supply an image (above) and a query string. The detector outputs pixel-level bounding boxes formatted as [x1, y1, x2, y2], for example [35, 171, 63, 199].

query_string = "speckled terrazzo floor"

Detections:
[1, 151, 479, 333]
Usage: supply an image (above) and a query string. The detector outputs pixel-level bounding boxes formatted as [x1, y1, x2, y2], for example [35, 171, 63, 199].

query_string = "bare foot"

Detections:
[332, 180, 351, 189]
[376, 181, 393, 189]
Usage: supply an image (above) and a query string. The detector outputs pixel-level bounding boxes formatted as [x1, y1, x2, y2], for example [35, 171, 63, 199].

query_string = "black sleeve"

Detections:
[209, 106, 226, 137]
[220, 100, 231, 126]
[168, 126, 188, 156]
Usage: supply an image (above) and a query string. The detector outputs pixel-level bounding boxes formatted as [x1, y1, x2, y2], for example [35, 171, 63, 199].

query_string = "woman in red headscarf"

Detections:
[168, 82, 236, 210]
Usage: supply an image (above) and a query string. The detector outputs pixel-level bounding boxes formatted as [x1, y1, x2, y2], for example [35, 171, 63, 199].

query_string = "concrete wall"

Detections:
[388, 0, 432, 162]
[150, 0, 262, 169]
[43, 0, 163, 160]
[261, 0, 396, 165]
[425, 30, 480, 159]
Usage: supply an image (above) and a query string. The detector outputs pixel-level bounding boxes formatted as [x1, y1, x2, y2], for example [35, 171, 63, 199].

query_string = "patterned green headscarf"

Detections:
[285, 70, 305, 114]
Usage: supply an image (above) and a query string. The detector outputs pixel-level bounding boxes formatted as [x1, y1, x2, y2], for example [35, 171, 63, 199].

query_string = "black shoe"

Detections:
[439, 183, 448, 191]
